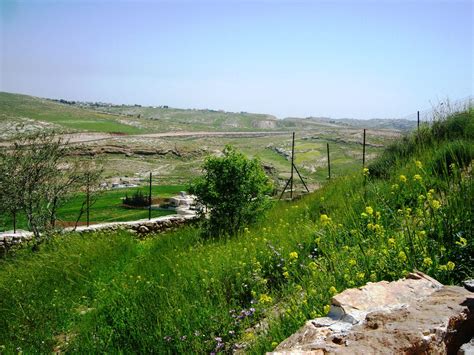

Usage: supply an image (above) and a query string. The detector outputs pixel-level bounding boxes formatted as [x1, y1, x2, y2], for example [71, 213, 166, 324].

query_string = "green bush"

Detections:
[123, 189, 150, 207]
[190, 146, 272, 237]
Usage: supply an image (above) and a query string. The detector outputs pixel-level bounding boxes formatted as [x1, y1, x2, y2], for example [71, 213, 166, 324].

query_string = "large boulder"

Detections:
[271, 272, 473, 354]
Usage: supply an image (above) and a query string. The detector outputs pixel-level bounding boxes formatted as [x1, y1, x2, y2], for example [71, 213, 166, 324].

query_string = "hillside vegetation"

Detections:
[0, 108, 471, 354]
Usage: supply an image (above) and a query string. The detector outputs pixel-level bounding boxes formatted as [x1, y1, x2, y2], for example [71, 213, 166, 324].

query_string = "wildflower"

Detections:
[367, 223, 374, 230]
[259, 294, 272, 304]
[375, 211, 381, 219]
[398, 251, 407, 262]
[363, 167, 369, 176]
[283, 271, 290, 279]
[271, 342, 279, 348]
[422, 257, 433, 267]
[438, 264, 448, 271]
[415, 160, 423, 169]
[357, 272, 365, 280]
[295, 284, 303, 292]
[447, 261, 455, 271]
[365, 206, 374, 215]
[361, 212, 368, 218]
[417, 230, 426, 238]
[329, 286, 338, 295]
[320, 214, 331, 226]
[455, 237, 467, 247]
[308, 262, 318, 271]
[388, 238, 396, 247]
[289, 251, 298, 260]
[323, 304, 331, 315]
[431, 200, 441, 210]
[391, 183, 399, 190]
[370, 273, 377, 281]
[418, 194, 426, 201]
[413, 174, 422, 182]
[349, 259, 357, 266]
[399, 175, 407, 183]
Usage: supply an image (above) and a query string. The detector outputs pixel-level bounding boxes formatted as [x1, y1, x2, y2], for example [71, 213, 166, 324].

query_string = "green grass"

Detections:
[0, 185, 185, 231]
[0, 92, 144, 134]
[0, 109, 471, 353]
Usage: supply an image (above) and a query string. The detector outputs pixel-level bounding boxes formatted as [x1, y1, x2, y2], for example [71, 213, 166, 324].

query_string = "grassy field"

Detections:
[0, 108, 472, 353]
[0, 185, 186, 232]
[0, 92, 144, 135]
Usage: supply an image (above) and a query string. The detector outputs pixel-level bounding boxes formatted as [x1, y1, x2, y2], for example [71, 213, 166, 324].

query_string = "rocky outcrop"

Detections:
[271, 272, 473, 354]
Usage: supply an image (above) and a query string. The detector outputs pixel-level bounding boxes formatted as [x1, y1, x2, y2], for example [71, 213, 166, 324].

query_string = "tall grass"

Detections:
[0, 109, 472, 353]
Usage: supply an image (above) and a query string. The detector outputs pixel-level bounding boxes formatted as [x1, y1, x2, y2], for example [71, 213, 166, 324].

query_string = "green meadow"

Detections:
[0, 185, 185, 232]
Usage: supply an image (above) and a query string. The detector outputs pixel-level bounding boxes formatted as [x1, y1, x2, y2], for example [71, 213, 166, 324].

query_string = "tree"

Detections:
[190, 146, 272, 237]
[0, 130, 102, 247]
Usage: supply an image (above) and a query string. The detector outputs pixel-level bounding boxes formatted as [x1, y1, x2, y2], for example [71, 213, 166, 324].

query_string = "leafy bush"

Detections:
[190, 146, 272, 237]
[123, 190, 150, 207]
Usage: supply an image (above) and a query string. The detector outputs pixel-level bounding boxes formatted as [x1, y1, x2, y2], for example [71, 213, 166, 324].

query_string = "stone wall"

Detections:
[0, 214, 198, 254]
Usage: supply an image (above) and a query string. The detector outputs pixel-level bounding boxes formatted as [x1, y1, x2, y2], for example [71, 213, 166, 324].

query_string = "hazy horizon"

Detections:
[1, 0, 473, 119]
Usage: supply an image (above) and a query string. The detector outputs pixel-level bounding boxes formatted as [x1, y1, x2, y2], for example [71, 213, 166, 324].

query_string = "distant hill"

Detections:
[0, 91, 416, 137]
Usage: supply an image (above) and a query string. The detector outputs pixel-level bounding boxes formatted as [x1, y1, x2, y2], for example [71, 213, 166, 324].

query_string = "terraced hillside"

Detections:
[0, 92, 411, 188]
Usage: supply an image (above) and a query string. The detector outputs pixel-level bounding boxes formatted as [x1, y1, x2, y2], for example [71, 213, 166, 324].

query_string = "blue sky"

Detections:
[1, 0, 472, 118]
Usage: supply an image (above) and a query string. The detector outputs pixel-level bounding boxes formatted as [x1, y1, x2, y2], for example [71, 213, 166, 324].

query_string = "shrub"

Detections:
[190, 146, 272, 237]
[123, 190, 150, 207]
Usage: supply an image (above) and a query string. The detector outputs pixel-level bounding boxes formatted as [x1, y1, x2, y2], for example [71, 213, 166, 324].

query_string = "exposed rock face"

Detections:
[271, 272, 473, 354]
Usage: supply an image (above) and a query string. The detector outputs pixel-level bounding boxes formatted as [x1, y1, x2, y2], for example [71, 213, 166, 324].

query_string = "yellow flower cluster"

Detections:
[399, 175, 407, 183]
[289, 251, 298, 260]
[259, 294, 272, 304]
[320, 214, 332, 226]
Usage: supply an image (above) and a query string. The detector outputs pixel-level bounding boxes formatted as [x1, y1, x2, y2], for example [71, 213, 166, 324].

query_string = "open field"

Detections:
[0, 185, 185, 232]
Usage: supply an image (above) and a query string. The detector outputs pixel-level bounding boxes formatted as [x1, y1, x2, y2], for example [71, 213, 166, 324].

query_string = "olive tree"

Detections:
[190, 146, 272, 237]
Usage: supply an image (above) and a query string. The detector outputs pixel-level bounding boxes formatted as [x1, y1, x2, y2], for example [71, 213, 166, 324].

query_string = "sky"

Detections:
[0, 0, 473, 119]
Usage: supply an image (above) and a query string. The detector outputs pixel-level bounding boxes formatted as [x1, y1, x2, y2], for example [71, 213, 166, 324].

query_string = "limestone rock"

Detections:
[138, 225, 149, 234]
[271, 272, 473, 354]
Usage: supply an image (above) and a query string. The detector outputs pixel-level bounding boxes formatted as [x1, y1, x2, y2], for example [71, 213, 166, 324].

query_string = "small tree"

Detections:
[190, 146, 272, 237]
[0, 131, 102, 247]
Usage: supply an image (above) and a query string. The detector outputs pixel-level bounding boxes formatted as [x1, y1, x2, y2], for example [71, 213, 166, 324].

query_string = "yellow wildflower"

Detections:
[399, 175, 407, 183]
[363, 167, 370, 176]
[289, 251, 298, 260]
[446, 261, 455, 271]
[271, 342, 279, 348]
[415, 160, 423, 169]
[259, 294, 272, 304]
[323, 304, 331, 315]
[455, 237, 467, 247]
[413, 174, 422, 182]
[349, 259, 357, 266]
[365, 206, 374, 215]
[398, 251, 407, 262]
[283, 271, 290, 279]
[422, 257, 433, 267]
[329, 286, 338, 295]
[320, 214, 332, 226]
[388, 238, 396, 247]
[391, 183, 399, 190]
[308, 262, 318, 271]
[361, 212, 368, 218]
[356, 272, 365, 280]
[431, 200, 441, 210]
